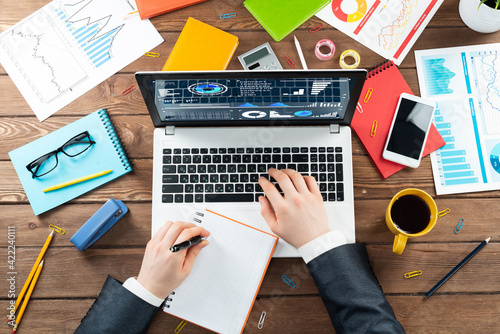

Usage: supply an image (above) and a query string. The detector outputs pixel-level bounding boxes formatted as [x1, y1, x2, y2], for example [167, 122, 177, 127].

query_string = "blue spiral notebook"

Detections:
[9, 109, 132, 215]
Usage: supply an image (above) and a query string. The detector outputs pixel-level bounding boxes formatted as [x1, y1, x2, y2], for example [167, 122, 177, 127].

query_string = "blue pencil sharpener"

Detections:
[70, 199, 128, 251]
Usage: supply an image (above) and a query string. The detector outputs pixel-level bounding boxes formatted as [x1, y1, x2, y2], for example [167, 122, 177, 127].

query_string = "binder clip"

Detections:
[70, 199, 128, 251]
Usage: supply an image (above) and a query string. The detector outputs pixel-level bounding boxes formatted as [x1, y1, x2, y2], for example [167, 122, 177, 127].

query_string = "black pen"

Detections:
[425, 236, 491, 298]
[170, 236, 206, 252]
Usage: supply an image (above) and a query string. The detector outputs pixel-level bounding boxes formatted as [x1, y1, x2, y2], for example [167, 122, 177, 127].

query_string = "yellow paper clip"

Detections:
[364, 87, 373, 103]
[438, 208, 450, 218]
[220, 13, 236, 19]
[370, 120, 378, 137]
[144, 51, 160, 57]
[49, 225, 65, 235]
[281, 274, 296, 288]
[455, 218, 465, 234]
[174, 320, 187, 333]
[404, 270, 422, 279]
[123, 10, 138, 20]
[258, 311, 266, 329]
[121, 85, 136, 96]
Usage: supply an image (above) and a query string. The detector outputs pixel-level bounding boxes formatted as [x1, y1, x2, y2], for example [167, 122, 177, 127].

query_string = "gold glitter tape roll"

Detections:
[339, 49, 361, 69]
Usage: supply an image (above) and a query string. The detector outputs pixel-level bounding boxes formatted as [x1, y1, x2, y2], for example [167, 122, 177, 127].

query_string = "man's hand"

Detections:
[258, 169, 330, 249]
[137, 221, 210, 299]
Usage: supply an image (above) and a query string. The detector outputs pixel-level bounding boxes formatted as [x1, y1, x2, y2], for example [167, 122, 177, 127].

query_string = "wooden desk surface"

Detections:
[1, 1, 500, 333]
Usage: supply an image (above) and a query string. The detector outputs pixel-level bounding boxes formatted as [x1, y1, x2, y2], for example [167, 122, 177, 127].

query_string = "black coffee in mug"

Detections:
[390, 194, 431, 234]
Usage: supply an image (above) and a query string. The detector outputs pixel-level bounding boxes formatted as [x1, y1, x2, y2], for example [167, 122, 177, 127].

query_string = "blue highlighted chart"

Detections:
[434, 103, 479, 187]
[422, 58, 456, 95]
[189, 83, 228, 95]
[490, 143, 500, 174]
[55, 7, 122, 68]
[294, 110, 312, 117]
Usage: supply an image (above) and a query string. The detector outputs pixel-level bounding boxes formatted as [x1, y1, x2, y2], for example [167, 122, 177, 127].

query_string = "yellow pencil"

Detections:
[11, 260, 44, 333]
[7, 230, 53, 322]
[42, 169, 113, 193]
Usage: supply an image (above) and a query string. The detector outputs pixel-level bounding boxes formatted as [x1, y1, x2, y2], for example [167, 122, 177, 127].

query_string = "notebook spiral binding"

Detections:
[163, 211, 205, 308]
[97, 109, 132, 171]
[367, 60, 395, 79]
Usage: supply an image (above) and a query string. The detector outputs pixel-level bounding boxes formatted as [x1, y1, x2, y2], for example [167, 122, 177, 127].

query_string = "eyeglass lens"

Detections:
[27, 131, 95, 178]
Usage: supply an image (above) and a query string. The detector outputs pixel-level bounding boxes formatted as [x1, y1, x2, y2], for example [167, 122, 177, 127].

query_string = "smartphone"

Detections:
[382, 93, 436, 168]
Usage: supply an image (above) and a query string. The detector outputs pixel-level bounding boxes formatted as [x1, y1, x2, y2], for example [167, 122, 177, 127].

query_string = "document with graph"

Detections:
[316, 0, 443, 65]
[0, 0, 163, 121]
[415, 43, 500, 195]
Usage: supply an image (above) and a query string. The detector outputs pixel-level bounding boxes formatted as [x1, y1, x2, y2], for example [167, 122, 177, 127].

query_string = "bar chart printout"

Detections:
[415, 44, 500, 195]
[0, 0, 163, 121]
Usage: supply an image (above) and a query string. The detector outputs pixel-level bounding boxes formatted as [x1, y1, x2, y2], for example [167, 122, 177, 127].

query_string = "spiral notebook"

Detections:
[9, 109, 132, 215]
[351, 61, 445, 178]
[163, 209, 278, 334]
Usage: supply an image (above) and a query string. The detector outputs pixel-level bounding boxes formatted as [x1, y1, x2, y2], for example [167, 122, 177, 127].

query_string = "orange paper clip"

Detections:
[370, 120, 377, 137]
[284, 56, 297, 68]
[121, 85, 136, 96]
[309, 24, 324, 33]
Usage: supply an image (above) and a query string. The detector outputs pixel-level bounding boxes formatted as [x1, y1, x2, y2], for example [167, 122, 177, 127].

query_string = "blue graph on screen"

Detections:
[423, 58, 456, 95]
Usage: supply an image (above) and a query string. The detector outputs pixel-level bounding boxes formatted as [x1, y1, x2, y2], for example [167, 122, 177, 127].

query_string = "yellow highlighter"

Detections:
[42, 169, 113, 193]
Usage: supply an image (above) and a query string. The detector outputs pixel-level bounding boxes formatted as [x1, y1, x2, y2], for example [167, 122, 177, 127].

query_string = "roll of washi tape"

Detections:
[339, 49, 361, 69]
[315, 39, 335, 61]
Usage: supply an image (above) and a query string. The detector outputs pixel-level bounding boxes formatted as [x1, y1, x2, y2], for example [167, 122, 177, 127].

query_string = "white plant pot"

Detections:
[459, 0, 500, 33]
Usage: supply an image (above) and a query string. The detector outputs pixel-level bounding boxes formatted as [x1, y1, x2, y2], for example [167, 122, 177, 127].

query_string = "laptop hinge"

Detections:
[165, 126, 175, 135]
[330, 124, 340, 134]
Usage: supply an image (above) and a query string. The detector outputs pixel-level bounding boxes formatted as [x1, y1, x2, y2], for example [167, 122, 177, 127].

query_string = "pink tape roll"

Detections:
[315, 39, 335, 61]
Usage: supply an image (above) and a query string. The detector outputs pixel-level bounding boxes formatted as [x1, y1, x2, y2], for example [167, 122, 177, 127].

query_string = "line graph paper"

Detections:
[0, 0, 163, 121]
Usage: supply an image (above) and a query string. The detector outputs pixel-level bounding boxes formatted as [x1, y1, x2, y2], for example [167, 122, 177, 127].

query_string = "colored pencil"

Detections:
[7, 230, 53, 322]
[42, 169, 113, 192]
[11, 260, 44, 333]
[425, 237, 491, 298]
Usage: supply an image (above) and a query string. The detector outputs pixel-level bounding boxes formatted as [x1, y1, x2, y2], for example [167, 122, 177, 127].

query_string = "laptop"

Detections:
[135, 70, 367, 257]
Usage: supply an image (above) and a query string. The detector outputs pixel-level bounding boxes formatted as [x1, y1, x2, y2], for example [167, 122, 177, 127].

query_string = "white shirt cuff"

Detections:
[123, 277, 164, 307]
[298, 230, 349, 264]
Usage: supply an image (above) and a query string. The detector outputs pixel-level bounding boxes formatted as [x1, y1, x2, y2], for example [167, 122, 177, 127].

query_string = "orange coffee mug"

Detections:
[385, 188, 438, 255]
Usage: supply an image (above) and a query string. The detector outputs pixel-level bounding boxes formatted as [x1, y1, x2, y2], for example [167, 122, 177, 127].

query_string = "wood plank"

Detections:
[0, 0, 468, 35]
[0, 196, 498, 247]
[0, 158, 152, 204]
[8, 295, 500, 333]
[2, 244, 499, 299]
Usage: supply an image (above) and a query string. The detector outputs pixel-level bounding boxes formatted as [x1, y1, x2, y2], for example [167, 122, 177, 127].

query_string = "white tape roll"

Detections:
[315, 39, 335, 61]
[339, 49, 361, 69]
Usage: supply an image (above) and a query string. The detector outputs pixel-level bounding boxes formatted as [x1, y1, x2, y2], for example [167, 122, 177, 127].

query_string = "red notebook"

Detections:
[135, 0, 209, 20]
[351, 61, 445, 179]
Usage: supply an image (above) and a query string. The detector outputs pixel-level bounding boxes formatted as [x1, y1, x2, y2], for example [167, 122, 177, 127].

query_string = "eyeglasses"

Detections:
[26, 131, 96, 179]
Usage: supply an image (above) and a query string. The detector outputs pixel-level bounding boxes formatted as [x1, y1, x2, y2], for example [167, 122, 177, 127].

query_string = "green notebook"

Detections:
[243, 0, 330, 42]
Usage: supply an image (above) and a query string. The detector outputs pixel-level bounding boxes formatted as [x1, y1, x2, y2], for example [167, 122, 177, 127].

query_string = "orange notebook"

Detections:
[162, 209, 277, 334]
[162, 17, 239, 71]
[135, 0, 209, 20]
[351, 61, 445, 179]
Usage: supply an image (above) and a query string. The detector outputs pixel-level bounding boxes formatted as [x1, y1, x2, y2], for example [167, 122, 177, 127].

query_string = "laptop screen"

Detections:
[136, 70, 366, 127]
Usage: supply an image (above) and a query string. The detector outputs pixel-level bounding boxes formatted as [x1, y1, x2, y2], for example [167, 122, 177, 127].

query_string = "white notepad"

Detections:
[163, 209, 278, 334]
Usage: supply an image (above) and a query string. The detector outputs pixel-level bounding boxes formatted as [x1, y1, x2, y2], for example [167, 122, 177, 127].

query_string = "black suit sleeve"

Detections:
[75, 275, 159, 334]
[306, 243, 405, 334]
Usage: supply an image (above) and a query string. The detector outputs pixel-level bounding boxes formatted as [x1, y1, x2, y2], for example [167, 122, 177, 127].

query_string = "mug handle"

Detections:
[393, 234, 408, 255]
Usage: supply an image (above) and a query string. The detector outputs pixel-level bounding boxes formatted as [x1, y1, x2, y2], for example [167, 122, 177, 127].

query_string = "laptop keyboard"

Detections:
[161, 147, 344, 203]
